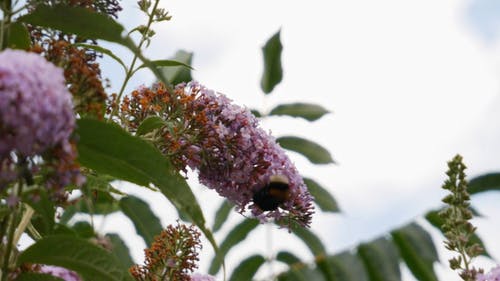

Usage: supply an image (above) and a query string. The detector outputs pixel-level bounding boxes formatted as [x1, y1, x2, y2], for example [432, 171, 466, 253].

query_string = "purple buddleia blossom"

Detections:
[120, 81, 314, 227]
[181, 82, 314, 227]
[477, 265, 500, 281]
[190, 273, 216, 281]
[0, 49, 74, 157]
[39, 265, 82, 281]
[0, 49, 82, 197]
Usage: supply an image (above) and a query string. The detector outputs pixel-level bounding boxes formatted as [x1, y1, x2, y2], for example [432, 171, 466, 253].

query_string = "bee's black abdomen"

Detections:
[253, 175, 291, 211]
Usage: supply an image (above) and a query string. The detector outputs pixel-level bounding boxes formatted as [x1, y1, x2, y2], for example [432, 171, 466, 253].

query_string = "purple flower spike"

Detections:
[182, 82, 314, 227]
[120, 81, 314, 227]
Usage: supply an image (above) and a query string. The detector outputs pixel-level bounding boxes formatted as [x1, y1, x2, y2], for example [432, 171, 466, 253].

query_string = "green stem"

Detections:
[108, 0, 162, 121]
[0, 0, 12, 50]
[1, 182, 23, 281]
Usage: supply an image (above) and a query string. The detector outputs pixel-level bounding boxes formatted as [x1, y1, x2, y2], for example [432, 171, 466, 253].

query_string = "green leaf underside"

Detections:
[73, 43, 127, 71]
[75, 119, 217, 253]
[162, 50, 193, 85]
[136, 116, 167, 136]
[229, 255, 266, 281]
[212, 200, 234, 232]
[468, 173, 500, 194]
[106, 233, 135, 269]
[208, 219, 259, 275]
[119, 196, 163, 246]
[357, 237, 401, 281]
[391, 223, 439, 281]
[328, 251, 369, 281]
[269, 103, 329, 121]
[303, 177, 339, 212]
[7, 22, 31, 49]
[261, 29, 283, 94]
[277, 136, 334, 164]
[18, 235, 129, 281]
[18, 5, 125, 43]
[424, 209, 491, 257]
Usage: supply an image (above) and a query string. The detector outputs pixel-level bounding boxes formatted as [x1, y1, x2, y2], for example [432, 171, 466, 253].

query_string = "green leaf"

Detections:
[73, 43, 127, 72]
[212, 200, 234, 232]
[229, 254, 266, 281]
[303, 178, 339, 212]
[269, 103, 330, 121]
[357, 238, 401, 281]
[328, 251, 369, 281]
[136, 116, 167, 136]
[119, 196, 163, 246]
[209, 219, 259, 275]
[53, 224, 78, 236]
[18, 235, 131, 281]
[76, 118, 163, 186]
[277, 136, 334, 164]
[161, 50, 193, 85]
[468, 173, 500, 194]
[391, 223, 438, 281]
[18, 5, 125, 43]
[424, 209, 491, 257]
[261, 29, 283, 94]
[7, 22, 30, 49]
[134, 59, 194, 76]
[71, 221, 95, 238]
[278, 267, 325, 281]
[276, 251, 302, 265]
[250, 109, 262, 118]
[25, 190, 55, 236]
[81, 190, 120, 215]
[14, 273, 64, 281]
[290, 225, 334, 281]
[106, 233, 135, 269]
[76, 119, 216, 253]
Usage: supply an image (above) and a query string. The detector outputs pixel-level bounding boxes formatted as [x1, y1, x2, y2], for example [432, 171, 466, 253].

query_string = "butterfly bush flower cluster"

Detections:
[0, 49, 82, 199]
[118, 82, 314, 227]
[129, 223, 209, 281]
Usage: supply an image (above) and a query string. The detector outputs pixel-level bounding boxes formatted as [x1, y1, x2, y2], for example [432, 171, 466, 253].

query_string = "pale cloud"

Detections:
[97, 0, 500, 279]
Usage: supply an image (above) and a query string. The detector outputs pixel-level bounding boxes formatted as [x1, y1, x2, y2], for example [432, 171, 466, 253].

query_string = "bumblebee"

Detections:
[253, 175, 290, 211]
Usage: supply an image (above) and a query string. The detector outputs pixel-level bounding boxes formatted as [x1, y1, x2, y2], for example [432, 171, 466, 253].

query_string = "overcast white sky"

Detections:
[98, 0, 500, 280]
